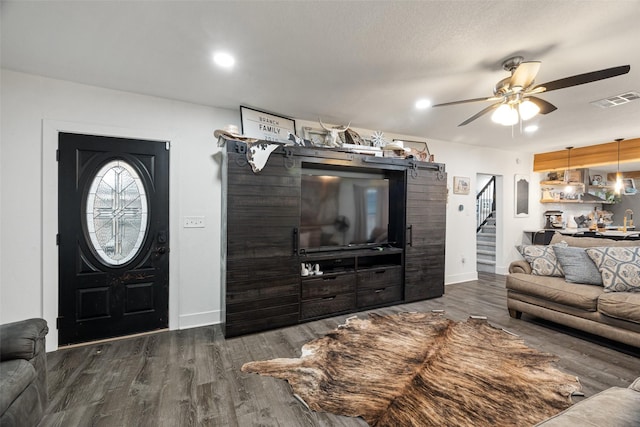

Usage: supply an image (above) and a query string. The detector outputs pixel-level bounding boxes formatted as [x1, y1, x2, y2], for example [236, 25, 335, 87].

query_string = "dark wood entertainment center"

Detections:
[221, 140, 447, 337]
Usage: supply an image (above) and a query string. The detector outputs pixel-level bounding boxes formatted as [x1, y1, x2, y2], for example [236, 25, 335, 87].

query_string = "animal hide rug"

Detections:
[241, 312, 581, 426]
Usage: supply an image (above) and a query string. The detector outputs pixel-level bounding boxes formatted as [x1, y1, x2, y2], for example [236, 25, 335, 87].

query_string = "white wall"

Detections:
[1, 70, 237, 350]
[1, 70, 537, 350]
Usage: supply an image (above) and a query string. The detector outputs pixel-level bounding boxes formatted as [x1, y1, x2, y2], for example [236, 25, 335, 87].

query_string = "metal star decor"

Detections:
[371, 131, 385, 147]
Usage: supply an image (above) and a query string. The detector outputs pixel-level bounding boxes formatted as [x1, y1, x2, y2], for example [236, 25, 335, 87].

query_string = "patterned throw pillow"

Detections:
[585, 247, 640, 293]
[518, 245, 564, 277]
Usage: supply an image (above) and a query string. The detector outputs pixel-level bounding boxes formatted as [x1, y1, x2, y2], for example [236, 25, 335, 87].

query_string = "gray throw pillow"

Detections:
[552, 246, 603, 286]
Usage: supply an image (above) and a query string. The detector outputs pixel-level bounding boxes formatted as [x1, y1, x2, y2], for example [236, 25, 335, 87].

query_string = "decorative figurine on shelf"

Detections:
[371, 131, 386, 148]
[288, 132, 313, 147]
[344, 128, 364, 145]
[319, 118, 351, 147]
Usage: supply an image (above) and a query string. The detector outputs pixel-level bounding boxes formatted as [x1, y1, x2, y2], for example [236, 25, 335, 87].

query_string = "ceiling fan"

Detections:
[432, 56, 631, 126]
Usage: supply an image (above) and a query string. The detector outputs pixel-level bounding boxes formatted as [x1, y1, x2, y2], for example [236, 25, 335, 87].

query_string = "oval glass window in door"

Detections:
[85, 159, 149, 266]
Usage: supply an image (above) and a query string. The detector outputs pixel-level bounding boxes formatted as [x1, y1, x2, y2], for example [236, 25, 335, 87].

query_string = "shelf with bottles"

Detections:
[540, 181, 585, 203]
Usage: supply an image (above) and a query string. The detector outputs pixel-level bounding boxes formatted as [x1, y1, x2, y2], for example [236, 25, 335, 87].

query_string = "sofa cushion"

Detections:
[518, 245, 564, 277]
[598, 292, 640, 324]
[550, 232, 640, 248]
[535, 383, 640, 426]
[552, 246, 603, 286]
[0, 359, 36, 414]
[586, 247, 640, 293]
[506, 273, 602, 311]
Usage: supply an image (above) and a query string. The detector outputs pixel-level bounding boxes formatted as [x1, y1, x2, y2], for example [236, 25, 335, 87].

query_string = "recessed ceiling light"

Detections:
[213, 51, 235, 68]
[415, 99, 431, 110]
[524, 124, 538, 133]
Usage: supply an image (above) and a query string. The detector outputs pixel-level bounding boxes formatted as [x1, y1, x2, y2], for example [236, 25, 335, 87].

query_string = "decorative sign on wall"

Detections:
[515, 174, 530, 217]
[240, 106, 296, 143]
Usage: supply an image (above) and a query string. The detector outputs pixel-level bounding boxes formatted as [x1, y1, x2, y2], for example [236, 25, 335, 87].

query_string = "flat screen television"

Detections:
[300, 168, 390, 253]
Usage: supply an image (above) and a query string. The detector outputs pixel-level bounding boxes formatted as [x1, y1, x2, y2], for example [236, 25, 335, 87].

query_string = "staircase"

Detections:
[477, 214, 496, 273]
[476, 176, 496, 273]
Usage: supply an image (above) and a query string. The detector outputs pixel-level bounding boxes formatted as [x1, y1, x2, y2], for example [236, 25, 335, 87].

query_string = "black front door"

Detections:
[58, 132, 169, 345]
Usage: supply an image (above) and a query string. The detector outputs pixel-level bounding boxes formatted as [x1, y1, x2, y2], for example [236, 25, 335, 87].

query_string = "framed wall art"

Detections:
[240, 106, 296, 143]
[453, 176, 470, 195]
[623, 178, 636, 195]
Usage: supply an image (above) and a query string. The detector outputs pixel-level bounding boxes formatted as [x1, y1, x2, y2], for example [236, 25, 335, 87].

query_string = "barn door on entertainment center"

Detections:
[57, 132, 169, 345]
[404, 165, 447, 301]
[223, 143, 301, 337]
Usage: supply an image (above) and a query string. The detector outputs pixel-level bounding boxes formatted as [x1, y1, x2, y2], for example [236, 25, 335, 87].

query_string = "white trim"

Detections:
[178, 310, 222, 330]
[445, 272, 478, 285]
[42, 119, 179, 351]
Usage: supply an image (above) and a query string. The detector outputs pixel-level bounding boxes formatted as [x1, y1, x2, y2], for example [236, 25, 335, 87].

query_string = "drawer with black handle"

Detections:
[357, 284, 402, 308]
[301, 273, 356, 299]
[300, 292, 356, 320]
[357, 266, 402, 290]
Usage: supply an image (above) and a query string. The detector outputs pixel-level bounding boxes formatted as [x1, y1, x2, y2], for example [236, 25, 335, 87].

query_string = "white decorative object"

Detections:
[319, 118, 351, 147]
[371, 131, 386, 147]
[301, 263, 309, 277]
[247, 142, 281, 173]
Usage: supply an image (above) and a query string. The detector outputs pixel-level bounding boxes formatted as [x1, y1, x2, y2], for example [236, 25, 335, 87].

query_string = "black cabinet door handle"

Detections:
[293, 227, 299, 255]
[407, 225, 413, 247]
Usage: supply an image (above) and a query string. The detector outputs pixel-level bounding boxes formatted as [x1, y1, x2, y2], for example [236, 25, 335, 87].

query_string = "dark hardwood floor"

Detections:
[40, 273, 639, 426]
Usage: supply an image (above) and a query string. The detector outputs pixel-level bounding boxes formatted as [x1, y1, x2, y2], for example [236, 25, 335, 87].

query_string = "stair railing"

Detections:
[476, 176, 496, 232]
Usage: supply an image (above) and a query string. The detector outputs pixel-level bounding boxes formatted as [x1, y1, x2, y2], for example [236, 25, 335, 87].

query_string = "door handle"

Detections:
[154, 246, 169, 255]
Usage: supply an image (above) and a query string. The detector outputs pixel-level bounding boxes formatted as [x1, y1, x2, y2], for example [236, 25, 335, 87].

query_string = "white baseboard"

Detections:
[178, 310, 222, 329]
[495, 265, 508, 275]
[445, 272, 478, 284]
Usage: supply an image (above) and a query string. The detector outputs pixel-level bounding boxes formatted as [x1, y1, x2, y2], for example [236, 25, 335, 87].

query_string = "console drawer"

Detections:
[300, 292, 356, 320]
[357, 285, 402, 308]
[301, 273, 356, 299]
[357, 266, 402, 290]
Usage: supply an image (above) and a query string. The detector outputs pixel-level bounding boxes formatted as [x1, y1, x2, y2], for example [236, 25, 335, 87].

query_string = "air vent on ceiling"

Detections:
[590, 91, 640, 108]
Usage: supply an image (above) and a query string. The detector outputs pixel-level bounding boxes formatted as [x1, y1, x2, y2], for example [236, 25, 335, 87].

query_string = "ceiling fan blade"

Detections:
[432, 96, 497, 107]
[458, 102, 502, 126]
[533, 65, 630, 93]
[527, 96, 557, 114]
[510, 61, 541, 90]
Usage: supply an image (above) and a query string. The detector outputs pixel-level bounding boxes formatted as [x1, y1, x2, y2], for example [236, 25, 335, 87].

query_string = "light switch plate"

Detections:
[184, 216, 205, 228]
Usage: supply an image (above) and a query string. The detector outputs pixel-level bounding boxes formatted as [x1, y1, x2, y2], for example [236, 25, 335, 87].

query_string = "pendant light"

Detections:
[564, 147, 573, 193]
[614, 138, 624, 194]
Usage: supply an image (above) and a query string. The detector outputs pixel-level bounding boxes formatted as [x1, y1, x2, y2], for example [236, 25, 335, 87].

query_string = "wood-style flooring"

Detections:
[40, 273, 639, 426]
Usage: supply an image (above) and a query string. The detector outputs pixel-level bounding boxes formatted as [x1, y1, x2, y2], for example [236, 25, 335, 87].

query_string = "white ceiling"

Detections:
[2, 0, 640, 154]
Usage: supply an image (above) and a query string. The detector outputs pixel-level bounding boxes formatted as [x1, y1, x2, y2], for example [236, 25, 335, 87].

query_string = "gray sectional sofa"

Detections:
[507, 233, 640, 348]
[0, 318, 49, 427]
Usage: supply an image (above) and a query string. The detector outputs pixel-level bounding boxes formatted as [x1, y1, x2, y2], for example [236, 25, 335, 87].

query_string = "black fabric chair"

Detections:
[0, 318, 48, 427]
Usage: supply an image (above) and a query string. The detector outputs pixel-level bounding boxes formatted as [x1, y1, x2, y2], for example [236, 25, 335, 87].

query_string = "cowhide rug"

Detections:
[241, 312, 581, 427]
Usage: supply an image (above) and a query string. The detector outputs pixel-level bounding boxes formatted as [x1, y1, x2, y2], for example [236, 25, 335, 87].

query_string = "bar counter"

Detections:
[523, 228, 640, 245]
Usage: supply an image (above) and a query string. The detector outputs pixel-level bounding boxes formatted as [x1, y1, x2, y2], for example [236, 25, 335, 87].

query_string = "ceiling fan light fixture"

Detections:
[518, 99, 540, 121]
[491, 103, 518, 126]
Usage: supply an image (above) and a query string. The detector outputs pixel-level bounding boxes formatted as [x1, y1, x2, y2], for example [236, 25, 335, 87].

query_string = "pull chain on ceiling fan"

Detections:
[433, 56, 631, 127]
